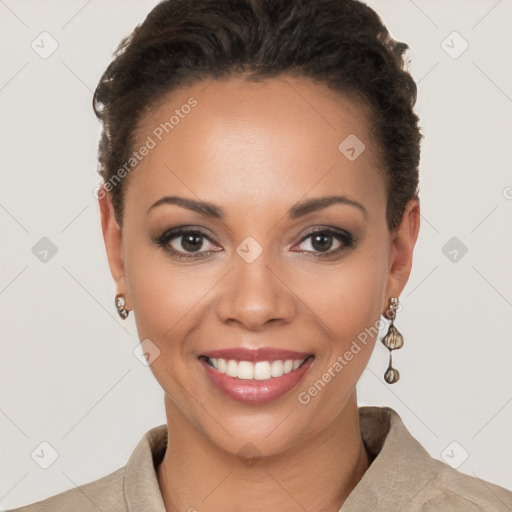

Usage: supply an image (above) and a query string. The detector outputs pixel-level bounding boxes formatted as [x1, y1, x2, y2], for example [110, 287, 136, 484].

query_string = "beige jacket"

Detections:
[9, 406, 512, 511]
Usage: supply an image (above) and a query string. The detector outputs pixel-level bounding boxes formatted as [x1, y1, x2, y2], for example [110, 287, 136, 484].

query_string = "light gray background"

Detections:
[1, 0, 511, 508]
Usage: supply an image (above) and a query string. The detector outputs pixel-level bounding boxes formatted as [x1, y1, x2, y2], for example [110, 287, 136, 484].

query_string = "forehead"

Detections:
[128, 74, 385, 214]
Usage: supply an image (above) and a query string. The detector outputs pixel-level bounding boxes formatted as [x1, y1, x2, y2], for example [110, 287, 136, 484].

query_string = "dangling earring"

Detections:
[381, 297, 403, 384]
[115, 294, 129, 319]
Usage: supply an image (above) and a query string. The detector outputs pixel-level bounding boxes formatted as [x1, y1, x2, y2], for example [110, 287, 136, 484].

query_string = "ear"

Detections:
[383, 198, 421, 311]
[98, 188, 131, 309]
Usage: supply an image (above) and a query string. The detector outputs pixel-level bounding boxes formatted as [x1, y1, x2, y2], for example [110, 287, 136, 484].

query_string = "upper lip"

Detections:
[199, 347, 313, 363]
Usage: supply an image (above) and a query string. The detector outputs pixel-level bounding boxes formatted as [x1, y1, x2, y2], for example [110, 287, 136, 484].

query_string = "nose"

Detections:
[216, 252, 296, 331]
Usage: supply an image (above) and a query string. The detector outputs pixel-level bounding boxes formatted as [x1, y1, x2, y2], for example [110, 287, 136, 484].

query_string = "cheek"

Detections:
[296, 244, 389, 383]
[124, 246, 192, 347]
[124, 245, 225, 358]
[295, 252, 388, 338]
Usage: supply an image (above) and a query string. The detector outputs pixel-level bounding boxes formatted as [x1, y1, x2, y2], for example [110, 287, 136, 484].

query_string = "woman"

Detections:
[10, 0, 512, 510]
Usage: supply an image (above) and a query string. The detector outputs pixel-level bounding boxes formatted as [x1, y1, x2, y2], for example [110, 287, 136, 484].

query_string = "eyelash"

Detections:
[153, 226, 356, 260]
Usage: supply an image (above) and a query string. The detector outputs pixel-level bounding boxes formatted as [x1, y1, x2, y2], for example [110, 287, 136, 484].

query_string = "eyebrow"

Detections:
[147, 195, 368, 221]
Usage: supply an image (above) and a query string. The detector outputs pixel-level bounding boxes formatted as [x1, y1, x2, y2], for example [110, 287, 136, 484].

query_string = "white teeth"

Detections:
[217, 358, 227, 373]
[270, 360, 283, 377]
[254, 361, 271, 380]
[207, 357, 308, 380]
[226, 359, 238, 378]
[238, 361, 254, 379]
[283, 360, 294, 374]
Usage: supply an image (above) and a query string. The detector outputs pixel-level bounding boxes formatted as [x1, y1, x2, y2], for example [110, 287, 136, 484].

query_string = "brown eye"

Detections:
[155, 228, 221, 259]
[293, 228, 355, 256]
[173, 231, 206, 252]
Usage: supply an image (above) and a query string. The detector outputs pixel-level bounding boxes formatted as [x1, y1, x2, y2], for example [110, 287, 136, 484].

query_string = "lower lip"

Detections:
[199, 357, 314, 404]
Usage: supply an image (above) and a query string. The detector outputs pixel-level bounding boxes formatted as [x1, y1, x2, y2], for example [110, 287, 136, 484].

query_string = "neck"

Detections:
[157, 393, 370, 512]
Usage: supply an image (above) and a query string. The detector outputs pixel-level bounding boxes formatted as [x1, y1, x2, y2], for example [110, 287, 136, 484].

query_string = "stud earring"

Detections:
[381, 297, 403, 384]
[115, 294, 129, 319]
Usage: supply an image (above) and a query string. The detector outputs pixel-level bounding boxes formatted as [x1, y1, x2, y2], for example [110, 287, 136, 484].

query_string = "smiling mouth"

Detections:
[198, 355, 315, 381]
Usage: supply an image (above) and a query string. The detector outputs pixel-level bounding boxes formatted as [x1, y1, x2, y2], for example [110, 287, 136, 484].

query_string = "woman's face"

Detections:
[100, 74, 419, 456]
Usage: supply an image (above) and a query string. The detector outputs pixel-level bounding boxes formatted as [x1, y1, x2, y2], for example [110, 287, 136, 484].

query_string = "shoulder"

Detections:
[419, 459, 512, 511]
[7, 466, 126, 512]
[353, 406, 512, 511]
[7, 423, 167, 512]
